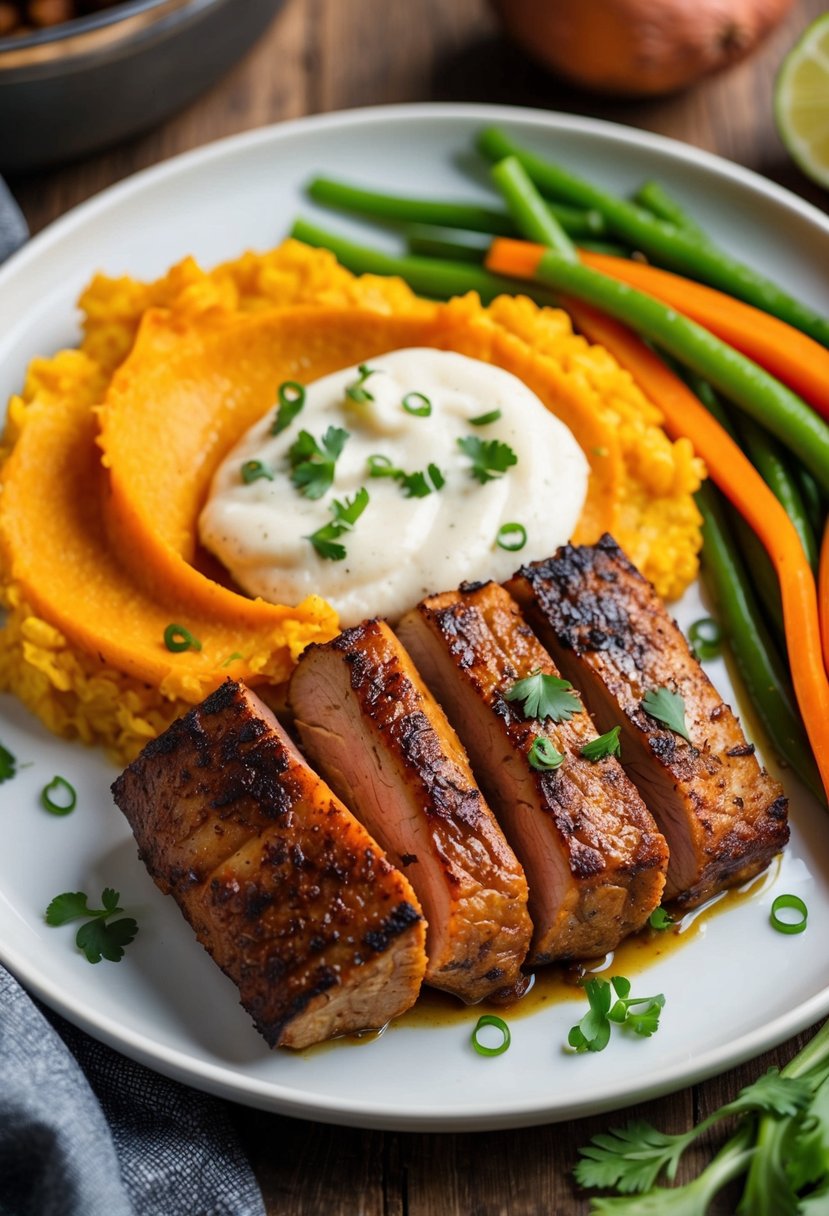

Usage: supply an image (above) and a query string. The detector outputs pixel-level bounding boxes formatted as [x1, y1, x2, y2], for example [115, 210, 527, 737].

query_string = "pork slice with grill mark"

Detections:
[289, 618, 533, 1003]
[111, 679, 427, 1049]
[507, 536, 789, 909]
[398, 582, 668, 964]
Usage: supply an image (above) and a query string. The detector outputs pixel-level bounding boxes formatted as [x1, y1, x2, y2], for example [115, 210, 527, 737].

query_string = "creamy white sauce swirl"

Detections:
[199, 348, 588, 625]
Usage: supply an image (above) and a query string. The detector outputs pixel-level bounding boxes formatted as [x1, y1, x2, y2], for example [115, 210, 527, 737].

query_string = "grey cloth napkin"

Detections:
[0, 179, 267, 1216]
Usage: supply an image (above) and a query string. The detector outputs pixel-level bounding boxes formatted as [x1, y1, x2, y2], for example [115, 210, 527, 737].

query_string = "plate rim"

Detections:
[2, 100, 828, 1131]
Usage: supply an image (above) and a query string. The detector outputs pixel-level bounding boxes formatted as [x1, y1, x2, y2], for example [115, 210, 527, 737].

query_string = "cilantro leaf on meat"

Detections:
[640, 687, 691, 742]
[504, 668, 582, 723]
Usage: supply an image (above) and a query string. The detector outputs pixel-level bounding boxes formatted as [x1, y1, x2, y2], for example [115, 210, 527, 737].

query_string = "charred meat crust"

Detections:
[508, 536, 789, 908]
[113, 679, 427, 1048]
[291, 620, 533, 1003]
[399, 585, 668, 963]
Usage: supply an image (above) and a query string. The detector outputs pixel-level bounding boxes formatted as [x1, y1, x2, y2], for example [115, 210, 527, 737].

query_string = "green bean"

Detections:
[530, 250, 829, 494]
[490, 156, 576, 258]
[794, 465, 826, 539]
[697, 483, 823, 802]
[633, 181, 709, 242]
[573, 239, 632, 256]
[737, 415, 819, 570]
[405, 225, 489, 263]
[477, 127, 829, 346]
[290, 218, 559, 306]
[307, 176, 607, 239]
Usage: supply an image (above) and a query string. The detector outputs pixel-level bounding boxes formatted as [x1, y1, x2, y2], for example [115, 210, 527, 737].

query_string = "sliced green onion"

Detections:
[528, 736, 565, 771]
[221, 651, 245, 668]
[346, 363, 377, 404]
[41, 776, 77, 816]
[688, 617, 723, 661]
[469, 408, 502, 427]
[367, 454, 399, 477]
[241, 460, 274, 484]
[402, 391, 432, 417]
[272, 381, 306, 434]
[770, 893, 808, 935]
[163, 624, 203, 653]
[648, 907, 673, 931]
[496, 522, 527, 552]
[471, 1014, 511, 1057]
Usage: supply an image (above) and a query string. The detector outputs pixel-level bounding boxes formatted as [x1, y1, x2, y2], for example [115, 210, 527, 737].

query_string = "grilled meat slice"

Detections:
[112, 679, 426, 1049]
[289, 618, 532, 1003]
[398, 583, 668, 964]
[508, 536, 789, 908]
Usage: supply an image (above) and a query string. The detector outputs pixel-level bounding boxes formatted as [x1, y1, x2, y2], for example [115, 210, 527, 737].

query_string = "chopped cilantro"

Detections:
[640, 687, 691, 742]
[567, 975, 665, 1054]
[288, 426, 349, 499]
[457, 435, 517, 484]
[580, 725, 622, 762]
[504, 668, 582, 723]
[306, 488, 369, 560]
[0, 742, 16, 784]
[45, 887, 138, 964]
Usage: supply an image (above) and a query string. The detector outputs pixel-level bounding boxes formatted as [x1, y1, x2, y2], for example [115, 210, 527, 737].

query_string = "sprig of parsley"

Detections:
[367, 454, 445, 498]
[288, 426, 349, 499]
[345, 363, 377, 404]
[0, 742, 16, 783]
[567, 976, 665, 1054]
[580, 725, 622, 761]
[457, 435, 517, 484]
[306, 488, 369, 560]
[640, 687, 691, 742]
[504, 668, 582, 723]
[575, 1017, 829, 1214]
[45, 888, 138, 964]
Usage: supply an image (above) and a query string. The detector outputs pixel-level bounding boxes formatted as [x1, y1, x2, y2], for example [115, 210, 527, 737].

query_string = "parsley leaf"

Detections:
[367, 455, 444, 498]
[306, 488, 369, 561]
[640, 687, 691, 742]
[580, 725, 622, 761]
[288, 426, 349, 499]
[0, 742, 16, 783]
[567, 976, 665, 1054]
[648, 906, 673, 931]
[457, 435, 517, 484]
[504, 668, 582, 723]
[528, 736, 565, 771]
[45, 887, 138, 964]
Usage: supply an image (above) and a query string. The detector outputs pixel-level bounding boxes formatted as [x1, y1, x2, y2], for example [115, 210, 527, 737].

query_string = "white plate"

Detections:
[1, 104, 828, 1132]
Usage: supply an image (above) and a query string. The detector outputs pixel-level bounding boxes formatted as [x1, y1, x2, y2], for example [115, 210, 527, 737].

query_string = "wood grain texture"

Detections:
[7, 0, 829, 1211]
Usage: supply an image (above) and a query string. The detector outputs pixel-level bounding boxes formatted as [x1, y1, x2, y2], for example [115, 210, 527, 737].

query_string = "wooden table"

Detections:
[8, 1, 828, 1211]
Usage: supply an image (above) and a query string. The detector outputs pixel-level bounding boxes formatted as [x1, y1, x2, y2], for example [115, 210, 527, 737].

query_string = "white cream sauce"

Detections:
[199, 348, 589, 625]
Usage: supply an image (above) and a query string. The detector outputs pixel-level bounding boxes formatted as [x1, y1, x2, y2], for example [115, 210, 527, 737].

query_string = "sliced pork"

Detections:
[398, 583, 669, 964]
[289, 618, 533, 1003]
[112, 679, 427, 1049]
[507, 536, 789, 908]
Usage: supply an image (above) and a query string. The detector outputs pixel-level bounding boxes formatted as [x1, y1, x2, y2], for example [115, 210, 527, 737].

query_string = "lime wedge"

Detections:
[775, 13, 829, 188]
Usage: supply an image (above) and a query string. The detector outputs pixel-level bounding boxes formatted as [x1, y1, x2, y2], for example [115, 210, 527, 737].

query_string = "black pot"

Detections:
[0, 0, 284, 173]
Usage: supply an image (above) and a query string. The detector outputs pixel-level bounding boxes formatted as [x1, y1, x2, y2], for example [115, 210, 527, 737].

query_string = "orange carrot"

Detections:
[821, 519, 829, 676]
[485, 237, 829, 420]
[563, 296, 829, 802]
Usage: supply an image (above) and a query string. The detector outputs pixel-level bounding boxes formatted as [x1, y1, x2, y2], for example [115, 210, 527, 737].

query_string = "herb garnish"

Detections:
[40, 776, 77, 816]
[471, 1014, 511, 1057]
[345, 363, 377, 404]
[567, 976, 665, 1053]
[648, 907, 674, 931]
[367, 454, 445, 498]
[640, 687, 691, 741]
[402, 391, 432, 417]
[770, 892, 808, 935]
[306, 488, 369, 560]
[528, 736, 565, 771]
[0, 742, 16, 784]
[271, 380, 306, 434]
[457, 435, 518, 484]
[495, 522, 527, 552]
[241, 459, 274, 484]
[469, 408, 502, 427]
[688, 616, 723, 661]
[163, 624, 202, 653]
[580, 725, 622, 762]
[45, 888, 138, 964]
[288, 426, 349, 499]
[504, 668, 582, 723]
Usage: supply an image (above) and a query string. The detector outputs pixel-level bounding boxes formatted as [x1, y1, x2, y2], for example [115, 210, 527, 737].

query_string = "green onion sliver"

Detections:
[688, 617, 723, 661]
[272, 380, 306, 434]
[469, 408, 502, 427]
[770, 893, 808, 935]
[471, 1014, 511, 1057]
[41, 776, 77, 817]
[163, 624, 203, 653]
[496, 522, 527, 552]
[241, 460, 274, 485]
[402, 391, 432, 417]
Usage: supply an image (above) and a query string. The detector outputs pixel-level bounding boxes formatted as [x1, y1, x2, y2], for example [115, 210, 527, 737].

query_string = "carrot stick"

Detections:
[485, 238, 829, 420]
[821, 519, 829, 677]
[563, 297, 829, 802]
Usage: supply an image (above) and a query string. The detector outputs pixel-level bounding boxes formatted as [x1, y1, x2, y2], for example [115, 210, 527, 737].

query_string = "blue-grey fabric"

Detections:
[0, 181, 267, 1216]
